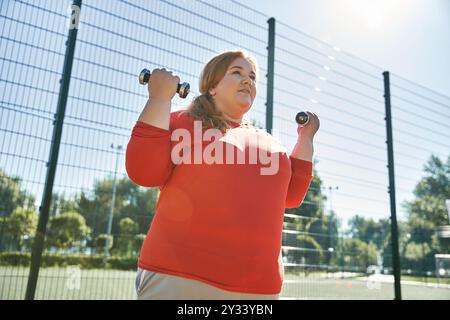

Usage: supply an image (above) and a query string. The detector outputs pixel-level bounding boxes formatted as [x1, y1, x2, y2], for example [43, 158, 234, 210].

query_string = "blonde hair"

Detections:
[185, 50, 258, 132]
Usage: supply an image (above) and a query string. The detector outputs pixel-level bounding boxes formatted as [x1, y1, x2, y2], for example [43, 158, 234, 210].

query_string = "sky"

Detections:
[1, 0, 449, 232]
[236, 0, 450, 227]
[241, 0, 450, 95]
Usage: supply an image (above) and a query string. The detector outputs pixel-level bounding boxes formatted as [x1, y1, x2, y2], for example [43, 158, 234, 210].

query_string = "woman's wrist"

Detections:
[297, 135, 314, 144]
[291, 138, 314, 162]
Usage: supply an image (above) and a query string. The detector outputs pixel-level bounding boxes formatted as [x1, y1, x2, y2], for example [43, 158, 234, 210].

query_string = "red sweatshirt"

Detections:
[126, 110, 313, 294]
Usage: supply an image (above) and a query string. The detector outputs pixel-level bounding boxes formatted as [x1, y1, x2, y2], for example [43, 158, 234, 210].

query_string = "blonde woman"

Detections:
[126, 50, 319, 300]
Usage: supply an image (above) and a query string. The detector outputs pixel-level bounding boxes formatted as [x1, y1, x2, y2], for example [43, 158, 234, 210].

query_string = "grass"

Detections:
[282, 272, 450, 300]
[1, 267, 449, 300]
[0, 266, 136, 300]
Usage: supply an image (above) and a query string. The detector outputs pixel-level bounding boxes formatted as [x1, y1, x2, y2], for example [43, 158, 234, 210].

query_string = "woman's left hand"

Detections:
[297, 111, 320, 140]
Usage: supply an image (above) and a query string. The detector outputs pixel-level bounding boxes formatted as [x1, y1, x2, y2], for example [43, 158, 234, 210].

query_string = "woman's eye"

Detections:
[233, 71, 256, 81]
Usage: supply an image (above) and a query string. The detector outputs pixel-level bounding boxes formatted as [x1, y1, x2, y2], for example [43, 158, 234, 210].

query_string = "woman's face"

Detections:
[209, 57, 257, 120]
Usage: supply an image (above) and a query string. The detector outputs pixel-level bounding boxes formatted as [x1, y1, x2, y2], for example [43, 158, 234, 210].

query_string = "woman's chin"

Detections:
[236, 99, 252, 110]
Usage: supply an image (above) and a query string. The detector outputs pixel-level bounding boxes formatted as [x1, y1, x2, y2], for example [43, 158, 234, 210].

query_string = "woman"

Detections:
[126, 49, 319, 300]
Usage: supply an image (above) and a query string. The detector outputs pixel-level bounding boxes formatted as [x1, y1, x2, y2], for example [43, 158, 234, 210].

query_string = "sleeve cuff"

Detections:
[132, 121, 170, 138]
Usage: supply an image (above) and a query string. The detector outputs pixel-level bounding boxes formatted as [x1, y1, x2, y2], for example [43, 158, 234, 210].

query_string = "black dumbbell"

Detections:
[296, 111, 310, 126]
[139, 68, 190, 99]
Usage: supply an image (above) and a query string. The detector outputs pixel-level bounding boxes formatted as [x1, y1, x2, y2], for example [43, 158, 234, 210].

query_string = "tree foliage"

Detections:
[1, 207, 37, 251]
[401, 154, 450, 272]
[0, 168, 35, 217]
[75, 177, 158, 240]
[46, 211, 90, 251]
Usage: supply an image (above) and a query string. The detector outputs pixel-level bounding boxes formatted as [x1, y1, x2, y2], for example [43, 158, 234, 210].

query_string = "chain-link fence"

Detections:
[1, 0, 449, 300]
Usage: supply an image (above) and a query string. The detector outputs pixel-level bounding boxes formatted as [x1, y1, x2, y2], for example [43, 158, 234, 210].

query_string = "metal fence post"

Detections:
[266, 18, 275, 134]
[104, 144, 123, 256]
[25, 0, 82, 300]
[382, 71, 402, 300]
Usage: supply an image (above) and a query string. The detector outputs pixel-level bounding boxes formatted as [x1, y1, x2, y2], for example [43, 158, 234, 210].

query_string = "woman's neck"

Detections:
[222, 112, 242, 124]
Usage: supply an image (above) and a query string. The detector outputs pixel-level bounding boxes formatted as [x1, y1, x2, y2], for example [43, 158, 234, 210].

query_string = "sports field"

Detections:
[281, 272, 450, 300]
[1, 267, 449, 300]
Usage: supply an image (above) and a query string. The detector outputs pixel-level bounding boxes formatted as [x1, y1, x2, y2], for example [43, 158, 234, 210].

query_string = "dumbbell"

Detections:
[138, 68, 190, 99]
[295, 111, 310, 126]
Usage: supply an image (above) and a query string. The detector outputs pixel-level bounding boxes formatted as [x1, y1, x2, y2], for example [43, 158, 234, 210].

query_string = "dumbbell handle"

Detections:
[139, 68, 190, 99]
[296, 111, 310, 126]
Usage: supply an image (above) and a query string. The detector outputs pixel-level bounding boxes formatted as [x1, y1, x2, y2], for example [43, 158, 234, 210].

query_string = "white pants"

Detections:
[135, 268, 280, 300]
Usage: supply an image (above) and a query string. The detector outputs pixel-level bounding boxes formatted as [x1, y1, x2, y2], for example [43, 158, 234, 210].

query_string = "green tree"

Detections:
[134, 234, 146, 255]
[0, 168, 35, 217]
[347, 215, 390, 249]
[284, 159, 330, 265]
[46, 211, 90, 252]
[402, 154, 450, 273]
[337, 238, 378, 272]
[404, 242, 431, 263]
[93, 234, 113, 255]
[116, 217, 139, 257]
[2, 207, 37, 251]
[49, 192, 78, 218]
[76, 177, 158, 244]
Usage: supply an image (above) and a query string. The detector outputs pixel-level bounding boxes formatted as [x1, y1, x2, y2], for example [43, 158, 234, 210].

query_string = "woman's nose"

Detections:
[242, 76, 252, 84]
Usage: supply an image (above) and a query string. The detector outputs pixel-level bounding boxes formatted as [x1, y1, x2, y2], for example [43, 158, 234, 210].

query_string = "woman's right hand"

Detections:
[147, 68, 180, 101]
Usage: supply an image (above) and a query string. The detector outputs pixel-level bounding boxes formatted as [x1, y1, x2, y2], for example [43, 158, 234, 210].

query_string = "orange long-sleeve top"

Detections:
[125, 110, 313, 294]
